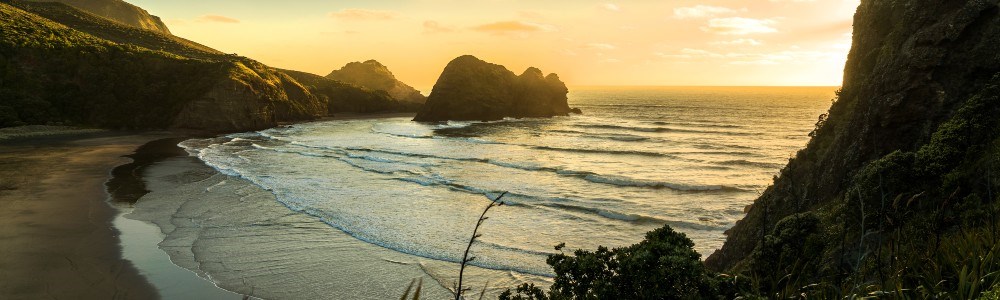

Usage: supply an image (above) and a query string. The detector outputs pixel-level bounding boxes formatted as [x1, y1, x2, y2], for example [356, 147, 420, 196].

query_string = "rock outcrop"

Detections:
[706, 0, 1000, 283]
[413, 55, 571, 122]
[28, 0, 171, 35]
[326, 60, 426, 104]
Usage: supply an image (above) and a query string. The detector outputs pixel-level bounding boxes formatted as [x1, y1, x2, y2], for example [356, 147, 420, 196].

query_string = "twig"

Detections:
[455, 192, 507, 300]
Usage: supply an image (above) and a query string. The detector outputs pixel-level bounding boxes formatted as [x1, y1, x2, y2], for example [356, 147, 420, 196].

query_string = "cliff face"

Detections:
[413, 55, 570, 122]
[326, 60, 427, 104]
[706, 0, 1000, 280]
[28, 0, 171, 35]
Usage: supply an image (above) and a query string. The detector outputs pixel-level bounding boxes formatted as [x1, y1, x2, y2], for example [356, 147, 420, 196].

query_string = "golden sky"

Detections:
[130, 0, 861, 89]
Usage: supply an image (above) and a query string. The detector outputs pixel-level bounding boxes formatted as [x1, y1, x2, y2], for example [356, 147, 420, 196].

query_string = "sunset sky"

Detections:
[129, 0, 861, 89]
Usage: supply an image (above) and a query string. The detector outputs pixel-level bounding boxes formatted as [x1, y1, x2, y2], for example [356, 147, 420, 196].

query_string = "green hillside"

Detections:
[0, 1, 415, 131]
[11, 1, 220, 59]
[27, 0, 172, 35]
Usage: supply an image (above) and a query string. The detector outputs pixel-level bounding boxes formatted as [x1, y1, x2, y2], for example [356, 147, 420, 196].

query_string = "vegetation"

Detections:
[0, 1, 418, 130]
[281, 69, 421, 114]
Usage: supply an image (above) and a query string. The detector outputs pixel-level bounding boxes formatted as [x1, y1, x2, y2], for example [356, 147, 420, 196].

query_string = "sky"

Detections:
[129, 0, 861, 89]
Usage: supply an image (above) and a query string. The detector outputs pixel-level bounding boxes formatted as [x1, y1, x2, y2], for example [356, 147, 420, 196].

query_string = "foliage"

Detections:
[501, 225, 736, 300]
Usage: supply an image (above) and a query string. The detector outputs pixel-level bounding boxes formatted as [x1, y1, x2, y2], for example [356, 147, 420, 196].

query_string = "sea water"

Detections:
[165, 86, 834, 295]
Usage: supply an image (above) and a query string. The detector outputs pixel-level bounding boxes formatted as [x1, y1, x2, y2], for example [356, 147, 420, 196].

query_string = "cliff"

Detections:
[0, 1, 406, 132]
[326, 60, 427, 104]
[27, 0, 171, 35]
[413, 55, 571, 122]
[706, 0, 1000, 287]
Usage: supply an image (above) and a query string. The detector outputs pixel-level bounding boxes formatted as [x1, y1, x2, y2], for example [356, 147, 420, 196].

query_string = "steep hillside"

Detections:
[706, 0, 1000, 290]
[12, 1, 218, 59]
[27, 0, 171, 34]
[0, 1, 414, 131]
[0, 2, 323, 131]
[326, 60, 427, 104]
[282, 69, 421, 113]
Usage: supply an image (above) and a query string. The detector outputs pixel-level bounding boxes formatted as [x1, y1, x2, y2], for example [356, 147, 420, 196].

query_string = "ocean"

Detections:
[138, 86, 836, 298]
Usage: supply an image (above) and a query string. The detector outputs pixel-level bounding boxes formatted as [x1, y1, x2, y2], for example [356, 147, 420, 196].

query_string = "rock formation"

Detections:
[28, 0, 171, 35]
[705, 0, 1000, 283]
[326, 60, 426, 104]
[413, 55, 571, 122]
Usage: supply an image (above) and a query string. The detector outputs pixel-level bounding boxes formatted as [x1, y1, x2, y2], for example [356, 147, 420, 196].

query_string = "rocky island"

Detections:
[413, 55, 574, 122]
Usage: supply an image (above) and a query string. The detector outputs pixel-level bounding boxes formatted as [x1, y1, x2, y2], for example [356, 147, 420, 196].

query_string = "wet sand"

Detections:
[0, 133, 164, 299]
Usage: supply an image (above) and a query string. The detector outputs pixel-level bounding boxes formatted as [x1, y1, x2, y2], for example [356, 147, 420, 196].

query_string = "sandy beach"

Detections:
[0, 132, 165, 299]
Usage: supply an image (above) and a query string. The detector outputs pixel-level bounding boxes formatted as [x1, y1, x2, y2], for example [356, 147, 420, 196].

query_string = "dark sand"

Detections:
[0, 133, 165, 299]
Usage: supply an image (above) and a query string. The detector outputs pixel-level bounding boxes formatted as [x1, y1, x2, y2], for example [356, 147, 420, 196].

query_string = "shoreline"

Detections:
[0, 132, 165, 299]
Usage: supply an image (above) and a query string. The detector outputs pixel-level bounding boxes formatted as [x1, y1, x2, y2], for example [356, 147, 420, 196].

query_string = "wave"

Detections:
[574, 123, 752, 136]
[582, 174, 744, 192]
[716, 159, 785, 169]
[532, 146, 672, 158]
[538, 203, 730, 231]
[548, 129, 652, 142]
[651, 121, 744, 129]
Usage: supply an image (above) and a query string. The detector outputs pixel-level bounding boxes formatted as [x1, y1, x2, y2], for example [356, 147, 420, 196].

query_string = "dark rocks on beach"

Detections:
[413, 55, 572, 122]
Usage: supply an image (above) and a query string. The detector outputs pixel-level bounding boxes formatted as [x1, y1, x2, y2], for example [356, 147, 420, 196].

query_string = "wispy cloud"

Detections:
[657, 48, 842, 65]
[585, 43, 617, 50]
[423, 21, 455, 34]
[603, 3, 621, 12]
[328, 9, 397, 21]
[197, 15, 240, 23]
[711, 38, 763, 46]
[673, 5, 739, 19]
[472, 21, 556, 35]
[702, 17, 778, 35]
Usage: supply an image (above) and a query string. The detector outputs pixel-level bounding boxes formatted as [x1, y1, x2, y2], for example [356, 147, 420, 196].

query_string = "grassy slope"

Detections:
[0, 1, 333, 129]
[0, 1, 221, 128]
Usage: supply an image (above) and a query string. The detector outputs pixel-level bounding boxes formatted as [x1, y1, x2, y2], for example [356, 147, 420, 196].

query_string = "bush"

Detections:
[501, 225, 731, 300]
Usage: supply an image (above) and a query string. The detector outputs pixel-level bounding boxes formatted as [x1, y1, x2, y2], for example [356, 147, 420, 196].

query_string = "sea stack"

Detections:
[326, 60, 427, 104]
[413, 55, 572, 122]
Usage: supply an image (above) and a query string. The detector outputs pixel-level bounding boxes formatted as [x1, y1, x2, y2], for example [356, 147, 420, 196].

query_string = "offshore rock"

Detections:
[413, 55, 570, 122]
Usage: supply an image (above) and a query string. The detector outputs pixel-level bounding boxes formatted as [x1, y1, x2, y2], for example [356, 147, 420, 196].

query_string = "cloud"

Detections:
[603, 3, 621, 11]
[673, 5, 738, 19]
[472, 21, 556, 35]
[657, 47, 843, 65]
[423, 21, 455, 34]
[197, 15, 240, 23]
[585, 43, 617, 50]
[711, 38, 763, 46]
[702, 17, 778, 35]
[329, 9, 397, 21]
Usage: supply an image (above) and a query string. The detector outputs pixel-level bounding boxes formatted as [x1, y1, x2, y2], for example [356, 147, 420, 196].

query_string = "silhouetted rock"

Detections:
[326, 60, 426, 104]
[414, 55, 571, 122]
